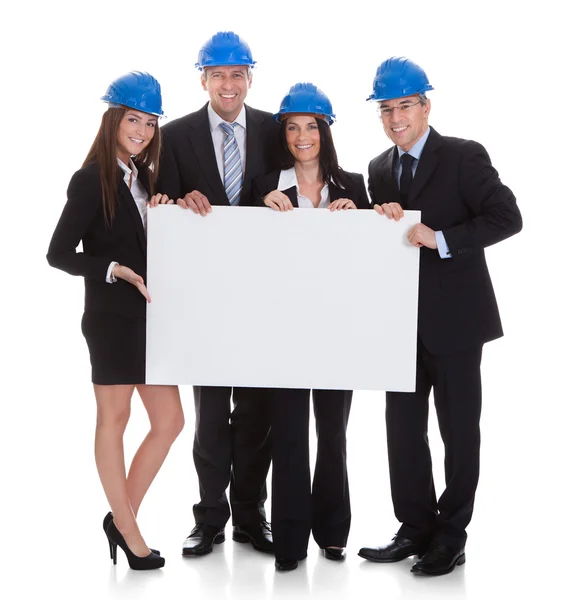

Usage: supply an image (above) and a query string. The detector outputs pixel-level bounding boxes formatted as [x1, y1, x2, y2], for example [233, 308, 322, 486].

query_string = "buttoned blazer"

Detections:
[251, 169, 370, 210]
[368, 127, 523, 355]
[47, 162, 148, 320]
[157, 103, 280, 205]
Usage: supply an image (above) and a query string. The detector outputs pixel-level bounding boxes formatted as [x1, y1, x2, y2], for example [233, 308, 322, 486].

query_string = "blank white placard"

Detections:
[146, 206, 420, 391]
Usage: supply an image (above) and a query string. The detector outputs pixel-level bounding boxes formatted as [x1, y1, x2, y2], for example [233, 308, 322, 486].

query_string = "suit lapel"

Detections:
[118, 176, 147, 256]
[373, 147, 401, 205]
[283, 186, 298, 207]
[187, 104, 228, 204]
[408, 127, 441, 207]
[137, 166, 151, 196]
[329, 183, 348, 202]
[243, 105, 265, 204]
[381, 147, 398, 187]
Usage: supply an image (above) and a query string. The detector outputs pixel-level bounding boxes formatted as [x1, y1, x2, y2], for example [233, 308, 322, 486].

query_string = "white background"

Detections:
[1, 1, 569, 598]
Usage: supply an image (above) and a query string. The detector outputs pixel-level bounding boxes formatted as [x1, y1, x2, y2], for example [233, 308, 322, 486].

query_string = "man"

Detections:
[358, 57, 522, 575]
[157, 31, 280, 557]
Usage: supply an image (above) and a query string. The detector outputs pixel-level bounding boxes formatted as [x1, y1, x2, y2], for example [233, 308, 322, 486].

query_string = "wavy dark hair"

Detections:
[278, 116, 349, 189]
[82, 107, 161, 226]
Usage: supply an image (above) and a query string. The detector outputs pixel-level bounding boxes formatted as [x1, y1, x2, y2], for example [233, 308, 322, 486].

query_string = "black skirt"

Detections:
[81, 311, 146, 385]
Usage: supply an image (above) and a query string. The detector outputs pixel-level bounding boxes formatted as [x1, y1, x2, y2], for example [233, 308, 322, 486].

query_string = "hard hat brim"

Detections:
[272, 111, 335, 125]
[103, 99, 165, 118]
[367, 84, 434, 102]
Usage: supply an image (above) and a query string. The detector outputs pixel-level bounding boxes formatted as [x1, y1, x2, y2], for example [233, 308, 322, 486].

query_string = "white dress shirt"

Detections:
[106, 158, 149, 283]
[277, 167, 330, 208]
[207, 103, 247, 181]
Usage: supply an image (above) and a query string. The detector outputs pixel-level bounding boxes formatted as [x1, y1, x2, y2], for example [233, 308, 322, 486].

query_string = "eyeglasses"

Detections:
[377, 100, 422, 117]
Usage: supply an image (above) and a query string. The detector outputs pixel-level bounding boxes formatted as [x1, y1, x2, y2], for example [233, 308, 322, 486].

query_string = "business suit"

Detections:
[158, 103, 279, 207]
[47, 162, 149, 383]
[368, 127, 522, 548]
[252, 168, 369, 559]
[156, 103, 280, 529]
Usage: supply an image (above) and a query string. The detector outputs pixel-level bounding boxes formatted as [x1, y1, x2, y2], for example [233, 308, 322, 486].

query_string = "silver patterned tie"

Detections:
[219, 121, 242, 206]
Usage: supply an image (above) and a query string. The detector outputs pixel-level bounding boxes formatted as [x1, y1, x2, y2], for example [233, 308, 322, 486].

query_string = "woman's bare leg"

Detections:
[127, 385, 184, 516]
[94, 383, 149, 557]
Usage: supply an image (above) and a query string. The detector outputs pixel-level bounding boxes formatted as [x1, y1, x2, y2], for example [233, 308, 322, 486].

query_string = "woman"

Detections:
[47, 71, 183, 571]
[251, 82, 369, 571]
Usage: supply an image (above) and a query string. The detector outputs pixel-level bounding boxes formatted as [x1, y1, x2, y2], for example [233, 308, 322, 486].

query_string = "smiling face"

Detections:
[284, 114, 321, 164]
[379, 94, 430, 152]
[201, 65, 251, 122]
[116, 109, 157, 163]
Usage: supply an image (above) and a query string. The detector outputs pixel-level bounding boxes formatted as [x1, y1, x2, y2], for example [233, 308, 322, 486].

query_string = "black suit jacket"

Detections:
[47, 162, 148, 320]
[251, 169, 370, 209]
[157, 103, 280, 205]
[368, 127, 522, 355]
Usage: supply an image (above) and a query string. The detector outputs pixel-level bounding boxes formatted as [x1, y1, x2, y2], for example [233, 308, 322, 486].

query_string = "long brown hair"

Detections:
[82, 106, 161, 226]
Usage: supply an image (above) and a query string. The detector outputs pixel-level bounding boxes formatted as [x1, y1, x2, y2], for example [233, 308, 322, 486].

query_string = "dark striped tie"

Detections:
[219, 121, 242, 206]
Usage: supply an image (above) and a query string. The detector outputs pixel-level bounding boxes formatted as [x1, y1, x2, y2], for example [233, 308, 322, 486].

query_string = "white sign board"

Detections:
[146, 206, 420, 391]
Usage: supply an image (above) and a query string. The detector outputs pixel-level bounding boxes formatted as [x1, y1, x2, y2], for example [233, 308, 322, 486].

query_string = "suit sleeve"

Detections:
[443, 141, 522, 255]
[155, 127, 182, 200]
[251, 173, 277, 207]
[351, 173, 371, 209]
[251, 176, 265, 207]
[46, 169, 113, 280]
[367, 161, 379, 206]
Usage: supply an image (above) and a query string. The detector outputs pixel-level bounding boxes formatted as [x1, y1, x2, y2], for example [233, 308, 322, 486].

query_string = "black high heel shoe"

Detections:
[103, 512, 160, 556]
[105, 519, 165, 570]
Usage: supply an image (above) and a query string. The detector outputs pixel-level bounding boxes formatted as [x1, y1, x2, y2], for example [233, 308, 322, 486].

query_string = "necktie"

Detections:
[399, 153, 414, 203]
[219, 121, 242, 206]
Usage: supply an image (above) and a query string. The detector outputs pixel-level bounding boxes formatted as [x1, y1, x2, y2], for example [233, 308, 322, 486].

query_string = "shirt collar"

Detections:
[277, 167, 297, 191]
[117, 157, 139, 181]
[397, 126, 431, 162]
[208, 103, 247, 132]
[277, 167, 329, 199]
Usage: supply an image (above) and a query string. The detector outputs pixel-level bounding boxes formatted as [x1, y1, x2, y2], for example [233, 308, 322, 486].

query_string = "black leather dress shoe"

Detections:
[411, 542, 465, 576]
[275, 557, 298, 571]
[182, 524, 225, 556]
[358, 535, 426, 563]
[232, 520, 273, 553]
[322, 547, 346, 561]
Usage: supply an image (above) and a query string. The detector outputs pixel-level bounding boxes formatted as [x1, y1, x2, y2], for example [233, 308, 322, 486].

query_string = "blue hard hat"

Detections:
[367, 57, 434, 102]
[195, 31, 256, 70]
[273, 83, 336, 125]
[101, 71, 164, 117]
